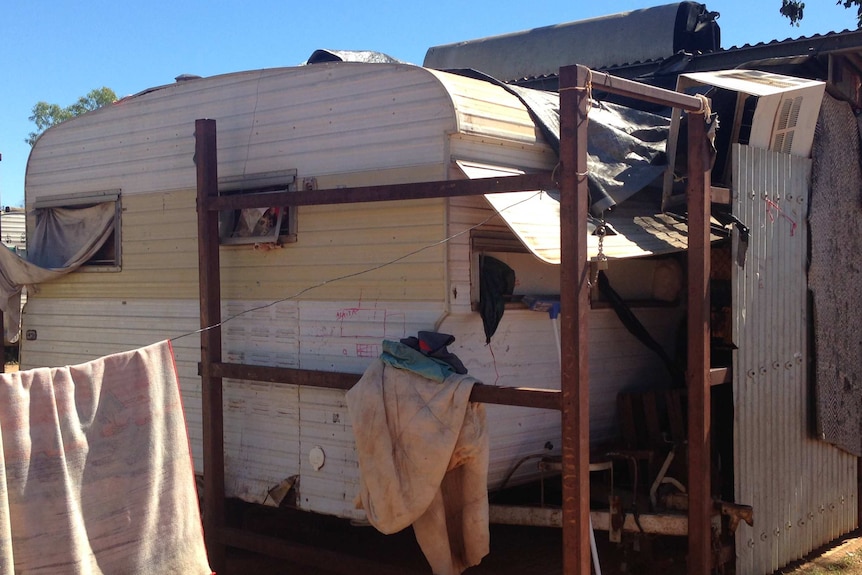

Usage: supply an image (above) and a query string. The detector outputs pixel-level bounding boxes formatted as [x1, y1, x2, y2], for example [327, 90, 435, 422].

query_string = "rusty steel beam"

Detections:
[559, 63, 592, 575]
[207, 172, 556, 211]
[212, 361, 561, 410]
[588, 69, 706, 112]
[212, 362, 358, 389]
[489, 505, 689, 537]
[469, 383, 560, 410]
[195, 119, 227, 573]
[685, 105, 713, 575]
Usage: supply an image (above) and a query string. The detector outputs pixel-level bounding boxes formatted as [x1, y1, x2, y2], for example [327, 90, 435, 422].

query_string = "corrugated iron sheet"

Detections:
[732, 144, 857, 575]
[0, 210, 26, 254]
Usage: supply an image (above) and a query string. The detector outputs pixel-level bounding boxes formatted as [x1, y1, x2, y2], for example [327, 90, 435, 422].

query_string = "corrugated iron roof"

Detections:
[509, 28, 862, 91]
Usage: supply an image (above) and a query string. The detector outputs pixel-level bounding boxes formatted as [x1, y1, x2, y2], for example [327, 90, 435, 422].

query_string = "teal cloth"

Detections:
[380, 340, 457, 383]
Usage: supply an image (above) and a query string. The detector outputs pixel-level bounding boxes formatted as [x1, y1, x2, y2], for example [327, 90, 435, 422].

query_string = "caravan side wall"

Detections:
[23, 64, 464, 516]
[22, 62, 684, 519]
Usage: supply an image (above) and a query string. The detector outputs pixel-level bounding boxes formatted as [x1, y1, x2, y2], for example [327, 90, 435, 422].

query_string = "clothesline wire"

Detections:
[168, 190, 547, 343]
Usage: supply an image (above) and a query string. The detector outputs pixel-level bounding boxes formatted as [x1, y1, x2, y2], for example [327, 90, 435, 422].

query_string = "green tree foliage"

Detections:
[26, 87, 117, 146]
[781, 0, 862, 27]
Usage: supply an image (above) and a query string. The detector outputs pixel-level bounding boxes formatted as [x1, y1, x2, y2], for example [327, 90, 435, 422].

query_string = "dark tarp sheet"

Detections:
[0, 202, 116, 342]
[450, 69, 670, 216]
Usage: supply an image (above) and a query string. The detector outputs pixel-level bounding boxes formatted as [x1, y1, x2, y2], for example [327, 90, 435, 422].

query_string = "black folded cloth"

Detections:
[399, 331, 468, 375]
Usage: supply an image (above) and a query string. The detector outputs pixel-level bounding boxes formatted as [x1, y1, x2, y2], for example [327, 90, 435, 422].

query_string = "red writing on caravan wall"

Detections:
[765, 197, 797, 236]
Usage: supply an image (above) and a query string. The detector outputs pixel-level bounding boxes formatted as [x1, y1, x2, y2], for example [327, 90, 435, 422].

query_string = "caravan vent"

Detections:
[771, 96, 803, 155]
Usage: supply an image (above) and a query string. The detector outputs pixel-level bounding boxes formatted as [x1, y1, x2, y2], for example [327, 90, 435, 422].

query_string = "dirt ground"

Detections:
[220, 526, 862, 575]
[777, 530, 862, 574]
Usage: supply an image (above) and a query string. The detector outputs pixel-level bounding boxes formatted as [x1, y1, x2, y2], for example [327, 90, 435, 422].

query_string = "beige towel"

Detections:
[0, 340, 212, 574]
[347, 359, 489, 575]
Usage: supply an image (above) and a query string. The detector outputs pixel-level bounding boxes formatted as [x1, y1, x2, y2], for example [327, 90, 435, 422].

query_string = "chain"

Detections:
[591, 211, 609, 286]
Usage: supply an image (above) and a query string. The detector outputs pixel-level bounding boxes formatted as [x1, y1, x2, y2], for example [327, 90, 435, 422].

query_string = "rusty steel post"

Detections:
[686, 104, 712, 574]
[558, 63, 592, 575]
[195, 118, 226, 572]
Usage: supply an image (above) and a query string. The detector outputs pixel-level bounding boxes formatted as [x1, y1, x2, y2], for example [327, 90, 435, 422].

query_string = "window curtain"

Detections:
[0, 202, 116, 342]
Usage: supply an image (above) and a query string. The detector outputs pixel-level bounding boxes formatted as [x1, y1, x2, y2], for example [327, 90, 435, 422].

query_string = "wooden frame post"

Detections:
[686, 105, 712, 574]
[195, 118, 226, 572]
[558, 63, 592, 575]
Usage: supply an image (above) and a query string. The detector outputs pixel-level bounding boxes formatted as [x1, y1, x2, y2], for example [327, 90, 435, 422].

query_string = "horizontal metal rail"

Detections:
[586, 69, 707, 112]
[211, 361, 730, 409]
[207, 172, 557, 211]
[212, 361, 563, 411]
[489, 504, 689, 536]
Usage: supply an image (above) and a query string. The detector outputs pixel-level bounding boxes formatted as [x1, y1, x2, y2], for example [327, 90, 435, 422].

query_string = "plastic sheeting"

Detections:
[306, 49, 407, 65]
[423, 2, 720, 81]
[452, 70, 669, 216]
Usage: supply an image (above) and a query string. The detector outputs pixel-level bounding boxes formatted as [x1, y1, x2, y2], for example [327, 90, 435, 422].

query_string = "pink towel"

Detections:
[0, 340, 212, 574]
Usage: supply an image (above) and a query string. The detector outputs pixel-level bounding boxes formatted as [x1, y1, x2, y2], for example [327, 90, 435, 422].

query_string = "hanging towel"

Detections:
[0, 340, 212, 575]
[346, 358, 489, 575]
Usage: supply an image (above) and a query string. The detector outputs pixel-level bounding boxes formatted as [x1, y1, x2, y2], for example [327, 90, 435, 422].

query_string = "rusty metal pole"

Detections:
[559, 63, 592, 575]
[195, 118, 226, 572]
[686, 104, 712, 574]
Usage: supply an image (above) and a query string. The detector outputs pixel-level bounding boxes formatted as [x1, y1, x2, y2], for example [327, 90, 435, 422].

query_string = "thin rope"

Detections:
[559, 70, 592, 179]
[169, 190, 546, 342]
[688, 94, 712, 117]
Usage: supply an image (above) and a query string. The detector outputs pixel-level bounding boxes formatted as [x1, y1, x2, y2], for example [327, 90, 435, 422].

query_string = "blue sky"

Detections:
[1, 1, 857, 209]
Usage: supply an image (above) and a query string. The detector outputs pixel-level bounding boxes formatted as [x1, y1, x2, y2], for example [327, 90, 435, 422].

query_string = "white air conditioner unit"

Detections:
[682, 69, 825, 157]
[663, 69, 825, 206]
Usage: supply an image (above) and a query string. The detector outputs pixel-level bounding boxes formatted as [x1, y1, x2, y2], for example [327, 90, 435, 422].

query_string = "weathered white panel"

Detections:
[732, 145, 857, 575]
[21, 293, 681, 518]
[296, 386, 363, 519]
[219, 299, 445, 509]
[20, 298, 205, 465]
[447, 194, 509, 314]
[27, 64, 559, 210]
[222, 300, 300, 368]
[223, 379, 300, 502]
[448, 133, 556, 172]
[440, 307, 681, 487]
[27, 64, 457, 201]
[428, 70, 550, 145]
[297, 300, 445, 373]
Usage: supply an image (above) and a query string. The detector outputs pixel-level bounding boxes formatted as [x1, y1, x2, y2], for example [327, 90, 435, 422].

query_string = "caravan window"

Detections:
[470, 230, 561, 308]
[218, 170, 297, 246]
[31, 191, 121, 271]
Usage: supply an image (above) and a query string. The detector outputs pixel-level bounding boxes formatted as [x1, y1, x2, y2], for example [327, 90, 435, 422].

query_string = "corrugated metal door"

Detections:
[732, 144, 857, 575]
